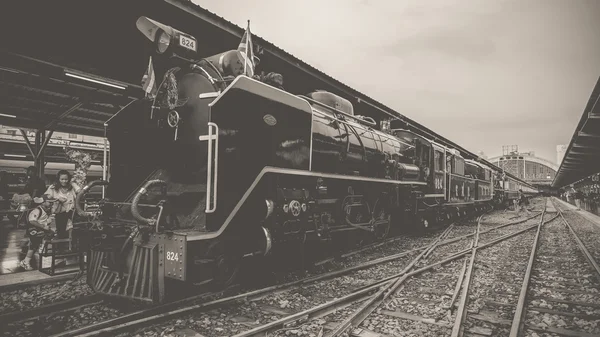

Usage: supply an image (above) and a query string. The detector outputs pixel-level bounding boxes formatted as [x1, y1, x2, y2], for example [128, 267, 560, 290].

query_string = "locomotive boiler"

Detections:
[78, 16, 535, 304]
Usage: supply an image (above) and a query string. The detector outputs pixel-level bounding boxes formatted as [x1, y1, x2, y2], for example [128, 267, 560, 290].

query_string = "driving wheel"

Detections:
[206, 240, 242, 287]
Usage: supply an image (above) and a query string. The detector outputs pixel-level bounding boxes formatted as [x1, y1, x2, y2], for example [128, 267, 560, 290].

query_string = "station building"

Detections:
[488, 150, 557, 190]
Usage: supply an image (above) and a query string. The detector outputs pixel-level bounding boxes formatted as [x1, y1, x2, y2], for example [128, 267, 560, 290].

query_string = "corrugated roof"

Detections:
[552, 76, 600, 188]
[0, 51, 142, 136]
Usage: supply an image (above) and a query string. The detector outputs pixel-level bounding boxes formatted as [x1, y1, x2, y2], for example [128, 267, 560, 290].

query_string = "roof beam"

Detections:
[568, 151, 593, 155]
[0, 68, 134, 107]
[589, 111, 600, 119]
[0, 50, 142, 97]
[45, 101, 84, 129]
[578, 131, 600, 138]
[572, 144, 598, 149]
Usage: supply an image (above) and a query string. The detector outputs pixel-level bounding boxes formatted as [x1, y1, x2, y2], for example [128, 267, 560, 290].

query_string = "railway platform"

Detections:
[0, 269, 79, 292]
[554, 196, 600, 229]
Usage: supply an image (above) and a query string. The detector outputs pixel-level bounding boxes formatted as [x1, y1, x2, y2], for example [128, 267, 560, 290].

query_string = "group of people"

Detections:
[18, 166, 81, 271]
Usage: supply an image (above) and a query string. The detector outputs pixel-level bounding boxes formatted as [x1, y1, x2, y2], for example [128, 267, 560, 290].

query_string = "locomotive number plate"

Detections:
[178, 35, 197, 52]
[159, 233, 187, 281]
[166, 251, 179, 261]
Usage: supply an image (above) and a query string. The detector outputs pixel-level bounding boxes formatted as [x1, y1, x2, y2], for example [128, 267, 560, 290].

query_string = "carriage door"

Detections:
[414, 139, 431, 184]
[433, 150, 444, 195]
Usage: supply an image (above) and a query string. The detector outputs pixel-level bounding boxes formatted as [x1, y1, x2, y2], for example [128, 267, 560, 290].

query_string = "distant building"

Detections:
[488, 149, 558, 186]
[477, 151, 488, 160]
[556, 144, 567, 166]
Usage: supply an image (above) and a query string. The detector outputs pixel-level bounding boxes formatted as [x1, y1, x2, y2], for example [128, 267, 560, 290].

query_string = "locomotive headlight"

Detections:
[156, 30, 171, 54]
[136, 16, 197, 55]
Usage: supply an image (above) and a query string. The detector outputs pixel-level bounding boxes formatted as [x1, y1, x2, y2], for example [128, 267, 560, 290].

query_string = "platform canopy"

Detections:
[552, 76, 600, 189]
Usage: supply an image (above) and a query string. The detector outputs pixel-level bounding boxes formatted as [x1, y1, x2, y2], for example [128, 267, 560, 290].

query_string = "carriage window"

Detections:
[420, 143, 431, 168]
[434, 150, 444, 171]
[453, 157, 465, 175]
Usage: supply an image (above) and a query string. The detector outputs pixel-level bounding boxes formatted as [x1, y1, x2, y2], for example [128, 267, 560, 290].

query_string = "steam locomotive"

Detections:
[77, 17, 537, 303]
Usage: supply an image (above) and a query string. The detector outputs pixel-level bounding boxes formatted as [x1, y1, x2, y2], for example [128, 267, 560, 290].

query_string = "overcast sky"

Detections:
[193, 0, 600, 164]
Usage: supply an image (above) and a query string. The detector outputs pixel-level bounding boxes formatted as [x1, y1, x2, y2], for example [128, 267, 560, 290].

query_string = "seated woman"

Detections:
[44, 170, 81, 251]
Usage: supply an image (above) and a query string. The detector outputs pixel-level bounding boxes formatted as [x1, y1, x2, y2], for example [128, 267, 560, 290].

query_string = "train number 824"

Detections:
[166, 251, 179, 261]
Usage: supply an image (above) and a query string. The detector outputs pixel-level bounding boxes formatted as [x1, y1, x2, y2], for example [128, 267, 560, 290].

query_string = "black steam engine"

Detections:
[77, 17, 536, 303]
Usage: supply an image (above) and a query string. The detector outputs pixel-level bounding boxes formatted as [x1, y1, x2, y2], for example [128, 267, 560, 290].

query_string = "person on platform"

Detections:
[574, 190, 582, 210]
[44, 170, 81, 250]
[518, 189, 531, 215]
[22, 166, 47, 198]
[20, 195, 56, 271]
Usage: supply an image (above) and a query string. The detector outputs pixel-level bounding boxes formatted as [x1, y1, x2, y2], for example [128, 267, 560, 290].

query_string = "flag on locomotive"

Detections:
[142, 56, 158, 99]
[238, 20, 256, 77]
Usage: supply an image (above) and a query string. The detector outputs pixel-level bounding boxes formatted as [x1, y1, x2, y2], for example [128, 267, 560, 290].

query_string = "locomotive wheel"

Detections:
[206, 240, 242, 288]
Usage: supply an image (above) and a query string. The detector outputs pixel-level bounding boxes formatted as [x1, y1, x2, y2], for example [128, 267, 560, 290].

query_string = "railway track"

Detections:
[320, 203, 550, 337]
[509, 198, 600, 337]
[24, 211, 499, 337]
[107, 205, 533, 337]
[553, 198, 600, 265]
[450, 201, 555, 337]
[53, 227, 450, 337]
[2, 204, 553, 337]
[209, 198, 539, 337]
[0, 217, 447, 336]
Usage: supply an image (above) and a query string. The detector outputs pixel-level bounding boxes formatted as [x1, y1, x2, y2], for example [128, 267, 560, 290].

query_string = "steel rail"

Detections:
[452, 199, 551, 337]
[341, 215, 545, 303]
[328, 211, 544, 337]
[234, 225, 456, 337]
[508, 199, 549, 337]
[553, 198, 600, 277]
[438, 212, 541, 247]
[449, 214, 484, 337]
[324, 223, 456, 337]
